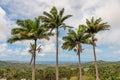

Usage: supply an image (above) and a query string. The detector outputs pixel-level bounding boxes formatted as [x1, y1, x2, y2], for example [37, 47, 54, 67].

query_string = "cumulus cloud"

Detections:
[84, 47, 103, 54]
[93, 0, 120, 46]
[20, 47, 30, 56]
[38, 53, 45, 57]
[113, 50, 120, 55]
[14, 40, 34, 46]
[0, 43, 18, 58]
[96, 48, 103, 53]
[40, 36, 56, 53]
[0, 43, 7, 52]
[0, 7, 10, 42]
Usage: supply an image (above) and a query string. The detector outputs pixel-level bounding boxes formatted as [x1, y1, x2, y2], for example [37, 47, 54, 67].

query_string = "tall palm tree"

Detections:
[40, 6, 72, 80]
[62, 25, 91, 80]
[7, 17, 51, 80]
[85, 17, 110, 80]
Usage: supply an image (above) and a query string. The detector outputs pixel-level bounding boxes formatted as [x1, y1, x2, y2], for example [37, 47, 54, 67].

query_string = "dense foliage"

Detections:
[0, 61, 120, 80]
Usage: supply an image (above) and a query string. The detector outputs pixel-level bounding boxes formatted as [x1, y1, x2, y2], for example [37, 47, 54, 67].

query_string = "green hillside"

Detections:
[0, 61, 120, 80]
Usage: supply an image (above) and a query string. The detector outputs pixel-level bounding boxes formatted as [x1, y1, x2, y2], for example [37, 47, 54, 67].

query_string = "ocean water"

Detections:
[2, 60, 89, 64]
[36, 61, 88, 64]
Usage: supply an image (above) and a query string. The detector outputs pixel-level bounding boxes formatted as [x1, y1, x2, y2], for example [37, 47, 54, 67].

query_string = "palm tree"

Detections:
[40, 6, 72, 80]
[7, 17, 51, 80]
[85, 17, 110, 80]
[62, 25, 91, 80]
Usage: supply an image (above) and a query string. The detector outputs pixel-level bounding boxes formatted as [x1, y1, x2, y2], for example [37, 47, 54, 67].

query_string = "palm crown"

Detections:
[84, 17, 110, 47]
[7, 17, 50, 43]
[62, 25, 91, 54]
[40, 6, 72, 32]
[86, 17, 110, 34]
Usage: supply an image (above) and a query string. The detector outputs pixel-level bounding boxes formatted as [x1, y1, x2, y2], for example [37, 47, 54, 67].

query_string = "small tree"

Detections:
[40, 6, 72, 80]
[62, 25, 91, 80]
[85, 17, 110, 80]
[7, 17, 51, 80]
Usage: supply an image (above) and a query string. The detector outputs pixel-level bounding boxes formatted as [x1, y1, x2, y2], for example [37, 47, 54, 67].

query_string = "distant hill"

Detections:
[0, 60, 54, 69]
[0, 60, 120, 69]
[0, 60, 30, 69]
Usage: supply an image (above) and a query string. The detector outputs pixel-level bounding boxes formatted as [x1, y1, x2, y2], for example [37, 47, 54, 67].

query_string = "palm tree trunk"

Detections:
[56, 28, 59, 80]
[78, 44, 82, 80]
[93, 45, 99, 80]
[32, 39, 37, 80]
[78, 54, 82, 80]
[32, 55, 35, 80]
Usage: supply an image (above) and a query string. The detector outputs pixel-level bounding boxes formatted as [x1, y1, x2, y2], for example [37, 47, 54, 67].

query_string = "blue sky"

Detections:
[0, 0, 120, 62]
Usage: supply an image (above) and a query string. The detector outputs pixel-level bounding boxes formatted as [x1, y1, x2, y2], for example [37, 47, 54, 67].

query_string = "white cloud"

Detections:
[84, 47, 103, 54]
[0, 42, 30, 59]
[20, 47, 30, 56]
[113, 50, 120, 54]
[0, 43, 7, 52]
[95, 0, 120, 24]
[96, 30, 120, 46]
[41, 36, 56, 53]
[108, 46, 119, 51]
[38, 53, 45, 57]
[0, 43, 15, 58]
[14, 40, 34, 46]
[93, 0, 120, 46]
[96, 48, 103, 53]
[0, 7, 10, 41]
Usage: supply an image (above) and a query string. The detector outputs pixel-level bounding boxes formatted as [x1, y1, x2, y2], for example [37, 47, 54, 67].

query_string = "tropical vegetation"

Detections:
[0, 61, 120, 80]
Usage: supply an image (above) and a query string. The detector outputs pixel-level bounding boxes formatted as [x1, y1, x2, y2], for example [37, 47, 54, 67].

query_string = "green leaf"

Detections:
[61, 15, 72, 22]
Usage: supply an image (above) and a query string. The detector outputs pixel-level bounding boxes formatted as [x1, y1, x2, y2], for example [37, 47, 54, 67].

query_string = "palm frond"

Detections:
[43, 11, 53, 19]
[50, 6, 58, 16]
[60, 23, 73, 30]
[11, 28, 26, 35]
[62, 25, 92, 54]
[86, 17, 110, 34]
[61, 15, 72, 22]
[59, 8, 64, 17]
[41, 6, 72, 33]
